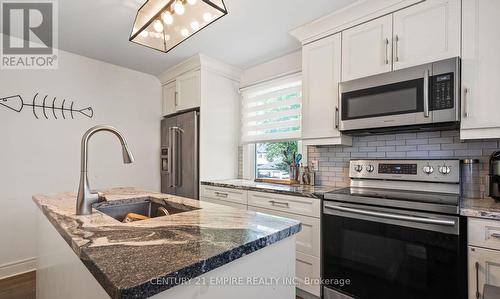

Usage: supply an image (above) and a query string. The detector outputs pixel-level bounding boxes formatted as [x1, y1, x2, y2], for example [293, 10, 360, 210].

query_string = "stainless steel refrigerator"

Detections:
[161, 110, 199, 199]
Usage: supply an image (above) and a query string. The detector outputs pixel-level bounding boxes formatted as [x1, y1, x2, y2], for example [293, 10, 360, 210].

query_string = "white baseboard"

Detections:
[0, 257, 36, 280]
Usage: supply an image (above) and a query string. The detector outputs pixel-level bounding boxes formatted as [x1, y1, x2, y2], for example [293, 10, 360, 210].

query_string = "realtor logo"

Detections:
[1, 1, 58, 69]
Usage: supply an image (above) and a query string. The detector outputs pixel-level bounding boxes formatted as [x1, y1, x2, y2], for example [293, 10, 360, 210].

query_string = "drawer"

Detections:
[200, 185, 247, 205]
[247, 191, 320, 218]
[200, 196, 247, 210]
[296, 252, 320, 297]
[469, 218, 500, 250]
[248, 206, 320, 257]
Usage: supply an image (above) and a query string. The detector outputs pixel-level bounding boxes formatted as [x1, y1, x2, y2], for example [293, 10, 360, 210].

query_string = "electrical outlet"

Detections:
[311, 160, 319, 172]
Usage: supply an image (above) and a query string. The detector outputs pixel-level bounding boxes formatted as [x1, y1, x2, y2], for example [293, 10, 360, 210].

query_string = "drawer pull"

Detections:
[489, 232, 500, 239]
[269, 200, 290, 208]
[214, 191, 229, 198]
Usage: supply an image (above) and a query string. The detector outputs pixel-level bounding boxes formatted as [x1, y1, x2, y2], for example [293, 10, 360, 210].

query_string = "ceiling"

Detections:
[58, 0, 357, 75]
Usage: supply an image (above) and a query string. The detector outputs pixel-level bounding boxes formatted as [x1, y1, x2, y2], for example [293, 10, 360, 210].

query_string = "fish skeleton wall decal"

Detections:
[0, 93, 94, 119]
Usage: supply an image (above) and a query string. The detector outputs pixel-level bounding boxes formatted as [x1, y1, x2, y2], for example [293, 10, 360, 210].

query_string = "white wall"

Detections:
[240, 50, 302, 88]
[0, 50, 162, 278]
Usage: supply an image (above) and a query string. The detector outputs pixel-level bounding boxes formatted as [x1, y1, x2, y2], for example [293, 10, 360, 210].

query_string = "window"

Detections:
[240, 74, 303, 180]
[255, 141, 299, 179]
[241, 75, 302, 144]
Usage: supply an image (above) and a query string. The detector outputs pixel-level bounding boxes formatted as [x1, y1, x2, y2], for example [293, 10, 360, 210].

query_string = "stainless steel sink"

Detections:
[94, 198, 198, 222]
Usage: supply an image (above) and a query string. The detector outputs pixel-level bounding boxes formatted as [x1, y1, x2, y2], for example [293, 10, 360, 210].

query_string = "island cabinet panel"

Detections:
[200, 185, 248, 205]
[461, 0, 500, 139]
[37, 210, 112, 299]
[392, 0, 461, 70]
[247, 191, 321, 218]
[342, 15, 393, 81]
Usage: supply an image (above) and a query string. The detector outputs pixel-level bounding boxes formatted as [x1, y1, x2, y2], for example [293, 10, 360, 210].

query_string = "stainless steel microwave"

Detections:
[339, 57, 460, 133]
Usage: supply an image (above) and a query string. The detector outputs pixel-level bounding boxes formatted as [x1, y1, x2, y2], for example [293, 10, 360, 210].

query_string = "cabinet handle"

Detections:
[475, 261, 480, 299]
[464, 88, 470, 118]
[384, 38, 389, 64]
[489, 232, 500, 238]
[335, 106, 340, 129]
[394, 35, 400, 62]
[174, 91, 178, 106]
[269, 200, 290, 208]
[214, 191, 229, 198]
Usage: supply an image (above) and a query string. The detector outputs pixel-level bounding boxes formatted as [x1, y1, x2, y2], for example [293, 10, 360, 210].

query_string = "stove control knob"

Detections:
[354, 164, 363, 172]
[423, 165, 434, 175]
[439, 166, 451, 175]
[366, 165, 375, 173]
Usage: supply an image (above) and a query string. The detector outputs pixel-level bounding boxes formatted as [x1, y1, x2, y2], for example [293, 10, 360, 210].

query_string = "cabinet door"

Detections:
[342, 15, 393, 81]
[468, 246, 500, 299]
[176, 70, 201, 111]
[302, 33, 342, 140]
[393, 0, 460, 70]
[461, 0, 500, 139]
[162, 81, 176, 116]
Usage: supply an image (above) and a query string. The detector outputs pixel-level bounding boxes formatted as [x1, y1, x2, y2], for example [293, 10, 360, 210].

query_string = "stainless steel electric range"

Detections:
[322, 159, 467, 299]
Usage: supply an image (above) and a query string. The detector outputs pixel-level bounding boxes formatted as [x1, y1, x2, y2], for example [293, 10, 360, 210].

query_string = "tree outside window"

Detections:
[255, 141, 298, 179]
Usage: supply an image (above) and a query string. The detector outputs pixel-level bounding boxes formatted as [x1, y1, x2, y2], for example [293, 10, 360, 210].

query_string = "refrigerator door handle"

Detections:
[170, 126, 184, 188]
[169, 127, 176, 188]
[176, 127, 183, 187]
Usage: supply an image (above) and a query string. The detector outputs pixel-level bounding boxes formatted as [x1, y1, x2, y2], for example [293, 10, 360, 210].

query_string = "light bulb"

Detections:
[187, 0, 197, 5]
[180, 28, 189, 37]
[190, 20, 200, 31]
[203, 12, 212, 22]
[174, 1, 185, 15]
[140, 31, 149, 38]
[153, 20, 164, 33]
[162, 11, 173, 25]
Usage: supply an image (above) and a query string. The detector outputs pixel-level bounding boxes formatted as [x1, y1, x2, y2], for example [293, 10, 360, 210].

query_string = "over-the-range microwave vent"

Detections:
[341, 121, 460, 136]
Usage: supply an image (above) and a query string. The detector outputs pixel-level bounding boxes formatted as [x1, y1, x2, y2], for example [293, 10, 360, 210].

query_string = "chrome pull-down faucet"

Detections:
[76, 125, 134, 215]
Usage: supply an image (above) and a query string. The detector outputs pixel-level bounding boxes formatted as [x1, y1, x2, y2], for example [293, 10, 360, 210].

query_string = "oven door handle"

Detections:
[324, 204, 456, 226]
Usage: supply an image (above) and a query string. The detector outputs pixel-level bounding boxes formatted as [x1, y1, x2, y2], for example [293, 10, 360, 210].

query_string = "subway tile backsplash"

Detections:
[307, 130, 499, 198]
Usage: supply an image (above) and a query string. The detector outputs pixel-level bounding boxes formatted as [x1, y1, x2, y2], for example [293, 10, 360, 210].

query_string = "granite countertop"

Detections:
[461, 196, 500, 220]
[201, 179, 338, 198]
[33, 187, 301, 299]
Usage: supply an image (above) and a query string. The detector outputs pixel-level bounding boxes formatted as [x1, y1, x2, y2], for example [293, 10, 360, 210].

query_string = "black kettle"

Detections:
[490, 151, 500, 200]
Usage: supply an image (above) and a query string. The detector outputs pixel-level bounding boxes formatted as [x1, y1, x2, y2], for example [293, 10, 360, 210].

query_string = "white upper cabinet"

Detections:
[175, 70, 201, 112]
[162, 81, 176, 116]
[461, 0, 500, 139]
[161, 70, 201, 116]
[393, 0, 461, 70]
[341, 0, 460, 81]
[342, 15, 393, 81]
[302, 33, 342, 140]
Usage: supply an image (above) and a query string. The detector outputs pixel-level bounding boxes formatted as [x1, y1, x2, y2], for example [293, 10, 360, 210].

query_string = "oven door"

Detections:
[339, 63, 432, 132]
[322, 201, 466, 299]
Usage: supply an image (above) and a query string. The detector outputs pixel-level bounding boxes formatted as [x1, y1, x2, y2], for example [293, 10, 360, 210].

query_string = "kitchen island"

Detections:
[33, 187, 300, 299]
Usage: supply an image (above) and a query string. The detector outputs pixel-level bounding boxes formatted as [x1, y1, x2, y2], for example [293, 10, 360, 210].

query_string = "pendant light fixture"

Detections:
[130, 0, 227, 53]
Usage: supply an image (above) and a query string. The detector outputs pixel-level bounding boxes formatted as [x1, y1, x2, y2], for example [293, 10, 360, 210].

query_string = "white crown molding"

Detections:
[290, 0, 424, 45]
[158, 53, 242, 84]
